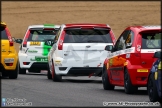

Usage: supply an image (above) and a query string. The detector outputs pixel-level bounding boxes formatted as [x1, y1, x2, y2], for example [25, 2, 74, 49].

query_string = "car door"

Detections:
[117, 30, 135, 82]
[108, 30, 130, 84]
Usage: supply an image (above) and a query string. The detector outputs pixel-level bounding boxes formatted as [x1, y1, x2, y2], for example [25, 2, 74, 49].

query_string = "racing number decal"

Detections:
[30, 41, 41, 46]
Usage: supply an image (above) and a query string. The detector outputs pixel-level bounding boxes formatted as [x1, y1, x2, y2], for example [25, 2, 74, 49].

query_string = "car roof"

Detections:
[64, 23, 110, 28]
[128, 25, 161, 31]
[28, 24, 60, 29]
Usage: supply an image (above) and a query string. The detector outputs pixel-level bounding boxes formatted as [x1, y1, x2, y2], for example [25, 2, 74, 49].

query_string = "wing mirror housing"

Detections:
[15, 38, 23, 44]
[153, 51, 161, 58]
[105, 45, 113, 51]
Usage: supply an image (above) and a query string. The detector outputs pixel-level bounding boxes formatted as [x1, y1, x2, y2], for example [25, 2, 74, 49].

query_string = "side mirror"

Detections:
[153, 51, 161, 58]
[15, 39, 23, 44]
[44, 40, 55, 46]
[105, 45, 113, 51]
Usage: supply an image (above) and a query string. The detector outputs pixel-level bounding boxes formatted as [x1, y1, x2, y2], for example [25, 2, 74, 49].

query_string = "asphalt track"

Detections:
[2, 71, 161, 107]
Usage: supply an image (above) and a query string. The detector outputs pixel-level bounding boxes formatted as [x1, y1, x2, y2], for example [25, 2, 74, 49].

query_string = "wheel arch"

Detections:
[147, 72, 152, 83]
[123, 66, 133, 85]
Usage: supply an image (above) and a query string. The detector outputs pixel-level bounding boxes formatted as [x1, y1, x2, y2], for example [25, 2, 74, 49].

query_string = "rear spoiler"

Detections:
[64, 27, 110, 30]
[139, 29, 161, 33]
[29, 28, 59, 30]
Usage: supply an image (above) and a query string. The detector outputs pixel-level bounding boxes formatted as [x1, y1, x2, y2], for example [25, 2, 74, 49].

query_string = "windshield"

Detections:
[141, 32, 161, 49]
[63, 28, 112, 43]
[27, 29, 58, 41]
[1, 26, 8, 40]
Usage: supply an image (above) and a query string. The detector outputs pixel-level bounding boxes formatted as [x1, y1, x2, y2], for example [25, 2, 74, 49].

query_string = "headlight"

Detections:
[157, 61, 161, 80]
[158, 61, 161, 69]
[4, 58, 14, 63]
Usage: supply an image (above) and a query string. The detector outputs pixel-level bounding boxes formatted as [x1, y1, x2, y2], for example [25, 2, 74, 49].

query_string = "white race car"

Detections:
[46, 24, 116, 81]
[16, 24, 60, 74]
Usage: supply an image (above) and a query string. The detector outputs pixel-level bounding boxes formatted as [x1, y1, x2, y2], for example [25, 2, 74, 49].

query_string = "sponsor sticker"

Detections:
[137, 45, 141, 51]
[126, 53, 130, 58]
[55, 60, 62, 66]
[137, 69, 148, 72]
[30, 41, 41, 46]
[28, 50, 38, 53]
[30, 56, 48, 62]
[55, 60, 61, 63]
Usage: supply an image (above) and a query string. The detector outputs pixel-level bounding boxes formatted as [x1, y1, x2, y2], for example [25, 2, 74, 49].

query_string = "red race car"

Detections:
[102, 25, 161, 94]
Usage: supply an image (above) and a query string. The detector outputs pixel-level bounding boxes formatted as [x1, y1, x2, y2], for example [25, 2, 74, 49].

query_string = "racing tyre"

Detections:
[2, 71, 8, 77]
[8, 63, 18, 79]
[124, 69, 138, 94]
[19, 63, 26, 74]
[47, 63, 52, 79]
[147, 74, 160, 102]
[102, 66, 115, 90]
[51, 61, 62, 82]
